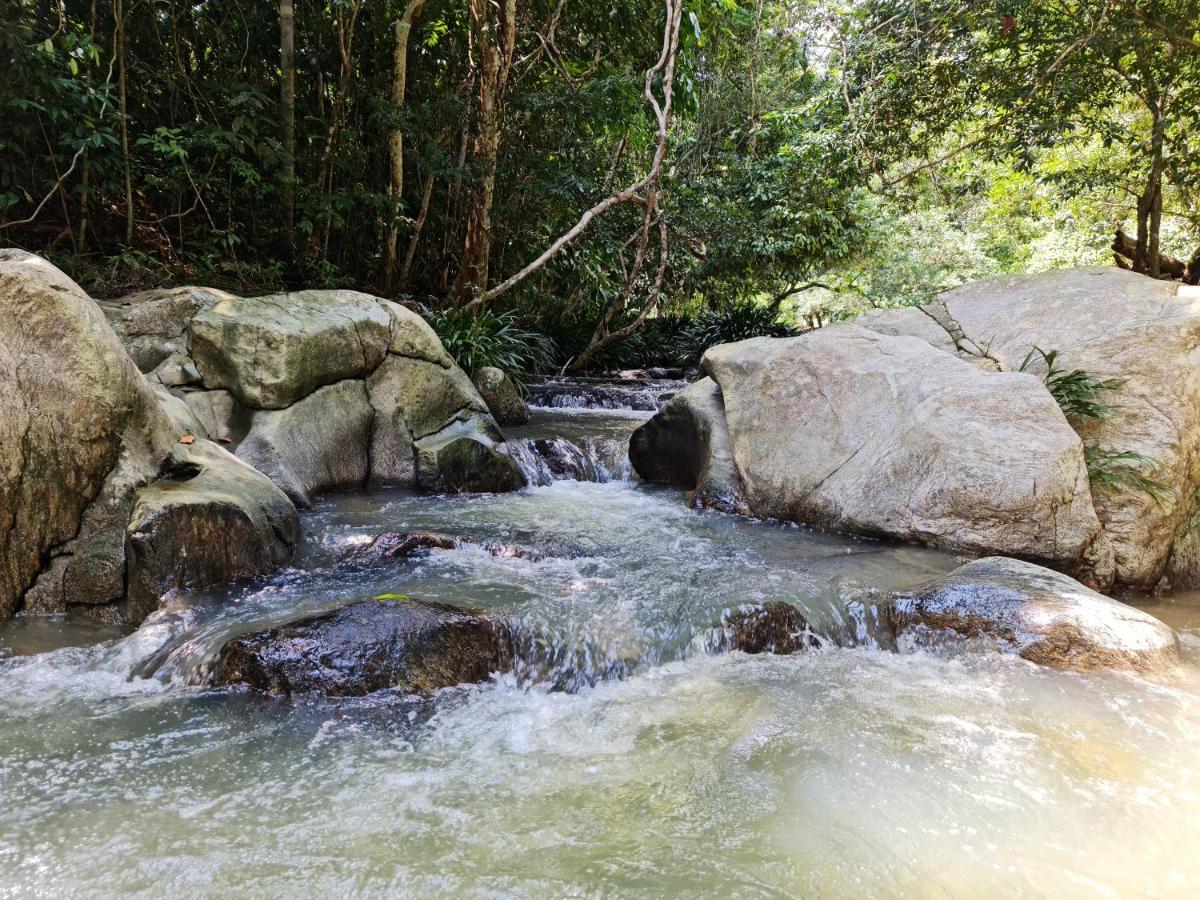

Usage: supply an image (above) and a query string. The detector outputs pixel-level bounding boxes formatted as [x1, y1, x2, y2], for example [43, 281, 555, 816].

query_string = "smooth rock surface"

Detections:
[889, 557, 1179, 674]
[473, 366, 529, 425]
[236, 380, 373, 507]
[189, 290, 391, 409]
[702, 327, 1110, 580]
[629, 377, 747, 513]
[0, 251, 176, 619]
[125, 441, 300, 622]
[212, 598, 512, 697]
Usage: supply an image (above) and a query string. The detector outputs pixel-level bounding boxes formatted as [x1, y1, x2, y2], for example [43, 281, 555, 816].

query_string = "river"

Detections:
[2, 379, 1200, 896]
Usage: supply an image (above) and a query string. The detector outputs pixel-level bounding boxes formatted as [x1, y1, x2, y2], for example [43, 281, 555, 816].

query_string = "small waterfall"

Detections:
[506, 436, 633, 486]
[527, 376, 685, 412]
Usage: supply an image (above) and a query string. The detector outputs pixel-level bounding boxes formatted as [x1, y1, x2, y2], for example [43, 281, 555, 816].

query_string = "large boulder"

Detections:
[125, 440, 300, 622]
[890, 269, 1200, 590]
[699, 326, 1110, 580]
[189, 290, 392, 409]
[212, 598, 513, 697]
[472, 366, 530, 426]
[0, 252, 297, 624]
[100, 286, 233, 372]
[235, 379, 374, 507]
[629, 377, 747, 512]
[0, 251, 175, 619]
[890, 557, 1179, 674]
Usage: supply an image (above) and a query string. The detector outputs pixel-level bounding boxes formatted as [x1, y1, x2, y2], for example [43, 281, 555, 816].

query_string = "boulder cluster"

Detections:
[632, 267, 1200, 594]
[0, 250, 520, 625]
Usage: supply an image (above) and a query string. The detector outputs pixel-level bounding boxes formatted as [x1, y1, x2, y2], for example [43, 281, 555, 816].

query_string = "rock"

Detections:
[367, 353, 492, 441]
[149, 351, 202, 388]
[473, 366, 530, 425]
[710, 601, 818, 655]
[378, 298, 453, 366]
[182, 389, 249, 445]
[0, 251, 175, 619]
[889, 557, 1179, 674]
[630, 377, 747, 513]
[701, 327, 1109, 579]
[361, 531, 458, 560]
[125, 440, 300, 622]
[922, 269, 1200, 590]
[101, 286, 233, 372]
[189, 290, 392, 409]
[151, 385, 209, 438]
[429, 436, 524, 493]
[212, 598, 513, 697]
[236, 380, 373, 507]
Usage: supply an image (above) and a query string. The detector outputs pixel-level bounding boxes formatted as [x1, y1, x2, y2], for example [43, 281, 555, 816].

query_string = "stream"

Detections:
[3, 379, 1200, 896]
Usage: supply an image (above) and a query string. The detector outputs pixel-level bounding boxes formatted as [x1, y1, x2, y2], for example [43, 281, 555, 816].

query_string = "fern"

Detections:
[1018, 346, 1124, 423]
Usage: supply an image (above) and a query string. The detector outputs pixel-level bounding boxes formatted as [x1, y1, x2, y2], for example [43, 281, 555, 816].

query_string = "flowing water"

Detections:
[3, 382, 1200, 897]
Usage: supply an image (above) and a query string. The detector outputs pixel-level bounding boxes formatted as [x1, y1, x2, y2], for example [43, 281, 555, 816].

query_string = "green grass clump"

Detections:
[426, 308, 556, 385]
[1018, 346, 1124, 423]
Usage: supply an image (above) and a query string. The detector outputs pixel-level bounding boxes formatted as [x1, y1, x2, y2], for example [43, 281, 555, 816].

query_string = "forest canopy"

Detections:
[3, 0, 1198, 369]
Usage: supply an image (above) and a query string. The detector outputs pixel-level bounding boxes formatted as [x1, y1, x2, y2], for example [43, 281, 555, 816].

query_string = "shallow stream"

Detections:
[3, 384, 1200, 896]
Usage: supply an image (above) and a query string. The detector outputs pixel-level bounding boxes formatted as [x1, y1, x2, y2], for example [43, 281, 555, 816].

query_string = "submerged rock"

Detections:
[711, 602, 818, 655]
[473, 366, 530, 425]
[889, 557, 1179, 674]
[358, 531, 458, 561]
[630, 377, 747, 513]
[212, 598, 512, 697]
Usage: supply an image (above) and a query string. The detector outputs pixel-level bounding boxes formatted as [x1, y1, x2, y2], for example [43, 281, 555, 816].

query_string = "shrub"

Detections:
[672, 300, 801, 366]
[1084, 448, 1170, 502]
[1017, 346, 1124, 422]
[426, 308, 556, 386]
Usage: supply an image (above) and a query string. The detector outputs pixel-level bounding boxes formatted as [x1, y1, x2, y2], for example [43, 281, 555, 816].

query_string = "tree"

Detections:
[279, 0, 296, 251]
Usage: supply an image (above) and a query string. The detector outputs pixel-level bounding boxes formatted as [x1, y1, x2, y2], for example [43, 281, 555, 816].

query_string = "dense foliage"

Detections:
[3, 1, 1199, 372]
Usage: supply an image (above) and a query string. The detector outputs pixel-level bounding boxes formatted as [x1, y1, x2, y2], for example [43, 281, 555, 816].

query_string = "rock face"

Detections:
[473, 366, 530, 425]
[189, 290, 392, 409]
[125, 441, 300, 622]
[890, 557, 1179, 674]
[702, 327, 1109, 578]
[0, 252, 298, 624]
[629, 377, 747, 512]
[212, 598, 513, 696]
[710, 601, 818, 655]
[903, 269, 1200, 590]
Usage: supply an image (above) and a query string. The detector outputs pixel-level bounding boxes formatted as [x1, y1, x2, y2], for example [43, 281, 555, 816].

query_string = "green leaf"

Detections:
[374, 593, 411, 602]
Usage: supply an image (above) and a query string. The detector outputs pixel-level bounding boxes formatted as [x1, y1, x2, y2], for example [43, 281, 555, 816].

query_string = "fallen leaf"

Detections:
[179, 434, 195, 444]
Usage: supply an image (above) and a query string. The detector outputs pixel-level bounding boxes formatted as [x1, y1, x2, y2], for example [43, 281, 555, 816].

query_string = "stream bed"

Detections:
[3, 389, 1200, 897]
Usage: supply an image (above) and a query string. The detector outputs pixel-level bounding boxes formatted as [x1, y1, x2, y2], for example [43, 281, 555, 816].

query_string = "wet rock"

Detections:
[630, 377, 748, 513]
[361, 531, 458, 560]
[429, 436, 524, 493]
[189, 290, 391, 409]
[101, 286, 233, 372]
[125, 440, 300, 622]
[711, 602, 818, 655]
[889, 557, 1179, 674]
[368, 353, 493, 441]
[701, 327, 1110, 583]
[473, 366, 530, 425]
[212, 598, 512, 697]
[236, 379, 373, 507]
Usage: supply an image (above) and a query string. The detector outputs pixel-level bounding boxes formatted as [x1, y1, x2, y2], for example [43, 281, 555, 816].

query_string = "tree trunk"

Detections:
[451, 0, 518, 304]
[280, 0, 296, 251]
[115, 0, 133, 246]
[382, 0, 427, 293]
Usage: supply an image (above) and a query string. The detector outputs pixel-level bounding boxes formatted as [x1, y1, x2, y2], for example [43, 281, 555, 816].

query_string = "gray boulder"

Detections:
[212, 598, 512, 697]
[125, 441, 300, 622]
[473, 366, 530, 425]
[101, 286, 233, 372]
[236, 380, 373, 507]
[700, 326, 1111, 581]
[189, 290, 391, 409]
[629, 377, 747, 513]
[0, 251, 176, 619]
[890, 557, 1179, 674]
